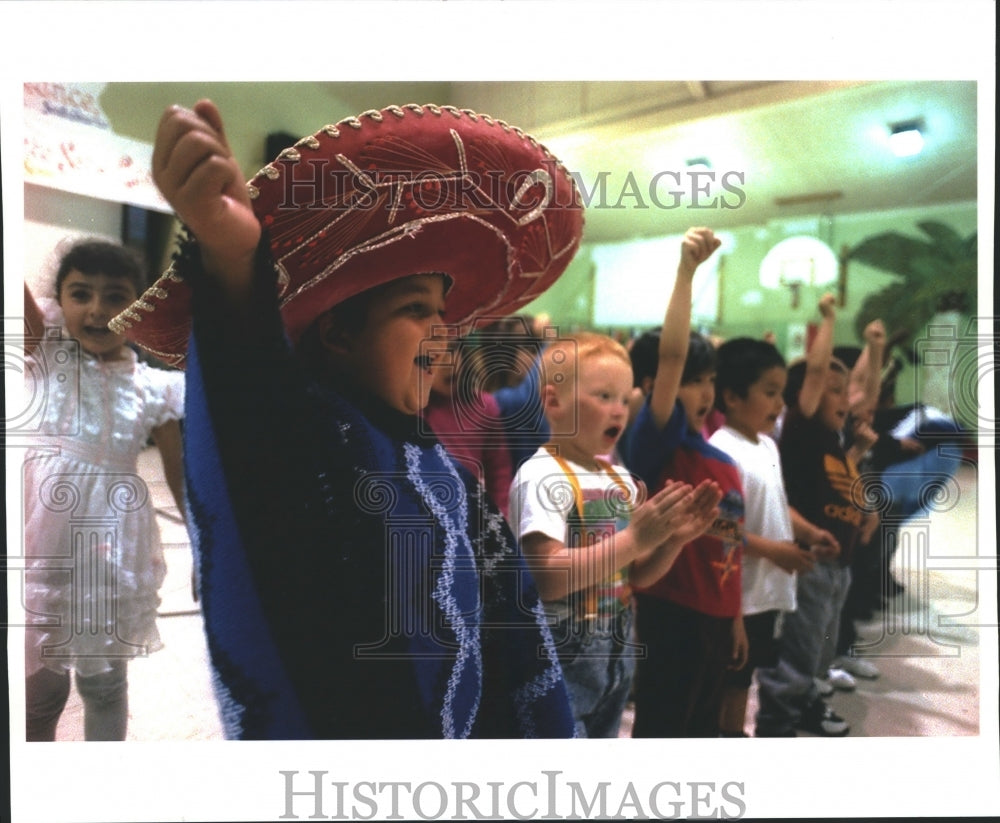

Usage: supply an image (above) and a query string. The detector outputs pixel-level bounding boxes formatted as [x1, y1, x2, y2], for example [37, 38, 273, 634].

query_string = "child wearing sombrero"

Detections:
[113, 99, 585, 739]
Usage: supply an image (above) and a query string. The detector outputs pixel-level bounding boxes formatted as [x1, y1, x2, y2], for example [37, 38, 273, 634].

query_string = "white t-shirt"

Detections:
[709, 425, 797, 615]
[508, 447, 638, 621]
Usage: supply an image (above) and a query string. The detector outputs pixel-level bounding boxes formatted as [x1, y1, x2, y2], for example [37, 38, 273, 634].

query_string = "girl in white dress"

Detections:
[23, 241, 185, 741]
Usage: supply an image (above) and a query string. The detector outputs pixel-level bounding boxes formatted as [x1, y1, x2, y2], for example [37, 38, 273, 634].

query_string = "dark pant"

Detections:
[632, 595, 734, 738]
[725, 609, 780, 690]
[26, 662, 129, 741]
[839, 445, 965, 654]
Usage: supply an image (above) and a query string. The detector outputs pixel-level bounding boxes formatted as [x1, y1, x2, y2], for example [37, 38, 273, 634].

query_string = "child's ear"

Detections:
[542, 383, 572, 435]
[318, 312, 353, 355]
[541, 383, 560, 412]
[721, 387, 739, 411]
[542, 384, 571, 425]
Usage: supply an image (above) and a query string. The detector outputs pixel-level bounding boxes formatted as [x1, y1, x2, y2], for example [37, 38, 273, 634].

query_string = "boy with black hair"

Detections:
[509, 331, 722, 737]
[708, 336, 838, 737]
[623, 228, 750, 738]
[112, 98, 587, 739]
[627, 329, 661, 394]
[754, 294, 872, 737]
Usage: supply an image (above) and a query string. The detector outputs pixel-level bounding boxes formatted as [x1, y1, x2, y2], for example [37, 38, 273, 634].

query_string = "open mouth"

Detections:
[84, 326, 111, 337]
[604, 425, 622, 440]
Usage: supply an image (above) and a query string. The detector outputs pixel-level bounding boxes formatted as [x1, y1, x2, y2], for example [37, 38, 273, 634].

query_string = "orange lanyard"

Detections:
[543, 444, 634, 620]
[542, 444, 634, 519]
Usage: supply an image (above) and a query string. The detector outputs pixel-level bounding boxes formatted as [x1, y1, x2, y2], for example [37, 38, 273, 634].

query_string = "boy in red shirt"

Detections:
[509, 331, 722, 737]
[624, 228, 749, 737]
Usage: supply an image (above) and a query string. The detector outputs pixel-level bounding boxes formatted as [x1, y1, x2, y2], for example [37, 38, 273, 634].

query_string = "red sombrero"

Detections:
[111, 103, 585, 368]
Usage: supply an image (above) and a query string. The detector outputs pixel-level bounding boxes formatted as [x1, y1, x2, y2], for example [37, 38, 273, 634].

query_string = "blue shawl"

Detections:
[183, 261, 574, 739]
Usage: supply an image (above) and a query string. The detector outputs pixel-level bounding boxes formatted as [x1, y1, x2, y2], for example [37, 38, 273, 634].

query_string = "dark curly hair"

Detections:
[55, 240, 146, 299]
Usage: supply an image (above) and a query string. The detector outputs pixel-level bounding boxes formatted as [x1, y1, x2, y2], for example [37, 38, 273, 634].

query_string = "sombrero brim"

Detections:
[112, 103, 584, 368]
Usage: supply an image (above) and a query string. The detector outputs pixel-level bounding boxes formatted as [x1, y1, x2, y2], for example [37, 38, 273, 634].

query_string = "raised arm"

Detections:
[845, 415, 879, 467]
[798, 293, 837, 419]
[647, 227, 721, 429]
[151, 100, 261, 305]
[849, 319, 887, 413]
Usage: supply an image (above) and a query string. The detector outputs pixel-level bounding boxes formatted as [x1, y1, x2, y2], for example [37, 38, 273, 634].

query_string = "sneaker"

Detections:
[796, 699, 850, 737]
[834, 655, 880, 679]
[813, 676, 835, 697]
[826, 667, 857, 691]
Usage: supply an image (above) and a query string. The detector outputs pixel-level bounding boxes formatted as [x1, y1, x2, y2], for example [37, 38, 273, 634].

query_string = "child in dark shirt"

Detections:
[111, 99, 586, 739]
[755, 294, 869, 737]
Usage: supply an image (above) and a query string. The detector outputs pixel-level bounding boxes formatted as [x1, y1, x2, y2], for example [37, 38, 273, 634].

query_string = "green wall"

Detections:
[97, 82, 978, 412]
[528, 200, 976, 339]
[523, 200, 977, 408]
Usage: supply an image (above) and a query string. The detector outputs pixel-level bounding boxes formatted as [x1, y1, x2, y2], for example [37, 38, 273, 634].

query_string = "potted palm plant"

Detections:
[849, 221, 977, 345]
[848, 220, 978, 431]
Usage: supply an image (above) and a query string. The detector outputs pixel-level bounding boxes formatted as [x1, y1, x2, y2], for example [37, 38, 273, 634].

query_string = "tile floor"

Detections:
[53, 450, 987, 742]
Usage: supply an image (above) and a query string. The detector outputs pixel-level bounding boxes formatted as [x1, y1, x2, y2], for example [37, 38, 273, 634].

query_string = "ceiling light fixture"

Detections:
[888, 120, 925, 157]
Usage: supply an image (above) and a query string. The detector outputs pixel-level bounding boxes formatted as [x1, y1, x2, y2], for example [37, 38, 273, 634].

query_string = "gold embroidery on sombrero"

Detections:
[257, 114, 573, 302]
[108, 269, 184, 332]
[110, 102, 584, 368]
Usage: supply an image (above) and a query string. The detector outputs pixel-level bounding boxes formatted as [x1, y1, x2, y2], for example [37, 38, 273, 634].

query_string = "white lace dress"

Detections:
[22, 336, 184, 678]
